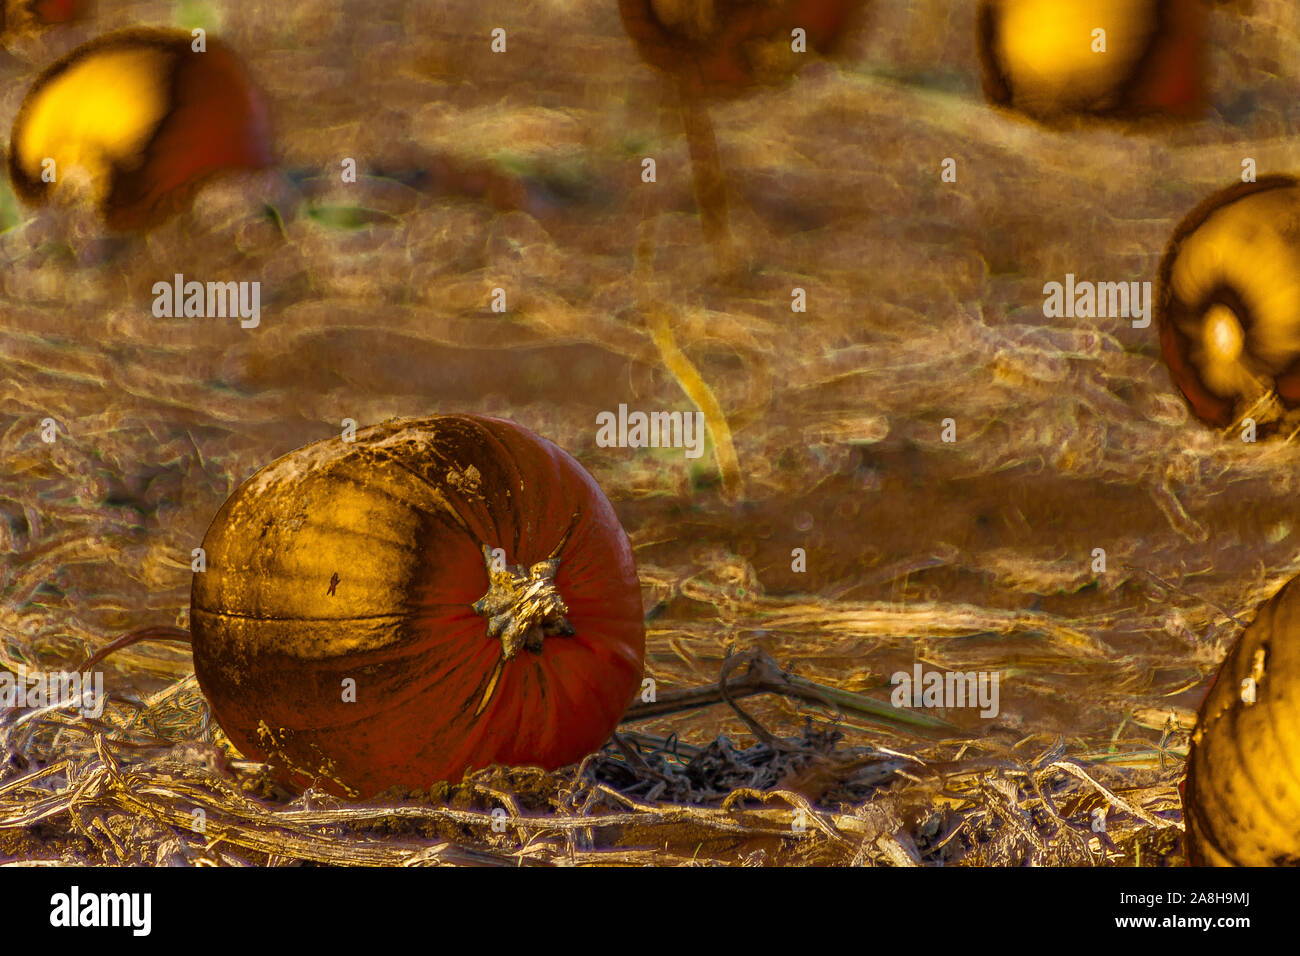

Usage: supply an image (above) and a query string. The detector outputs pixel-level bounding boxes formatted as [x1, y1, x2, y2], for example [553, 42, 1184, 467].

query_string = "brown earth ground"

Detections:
[2, 0, 1299, 865]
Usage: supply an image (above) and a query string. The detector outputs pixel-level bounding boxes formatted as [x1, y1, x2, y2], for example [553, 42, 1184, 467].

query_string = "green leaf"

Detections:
[0, 179, 23, 233]
[174, 0, 221, 33]
[304, 204, 397, 230]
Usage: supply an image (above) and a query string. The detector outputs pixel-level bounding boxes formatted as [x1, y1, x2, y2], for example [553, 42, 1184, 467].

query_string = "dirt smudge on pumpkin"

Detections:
[255, 720, 361, 799]
[445, 464, 484, 498]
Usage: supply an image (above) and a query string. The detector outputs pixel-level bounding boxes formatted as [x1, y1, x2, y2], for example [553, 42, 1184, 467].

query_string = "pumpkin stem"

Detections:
[471, 544, 575, 660]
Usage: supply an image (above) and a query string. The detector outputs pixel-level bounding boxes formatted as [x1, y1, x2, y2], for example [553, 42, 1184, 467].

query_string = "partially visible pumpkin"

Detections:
[0, 0, 90, 48]
[1183, 575, 1300, 866]
[190, 416, 646, 798]
[616, 0, 869, 263]
[618, 0, 867, 98]
[6, 28, 272, 230]
[977, 0, 1208, 120]
[1155, 175, 1300, 431]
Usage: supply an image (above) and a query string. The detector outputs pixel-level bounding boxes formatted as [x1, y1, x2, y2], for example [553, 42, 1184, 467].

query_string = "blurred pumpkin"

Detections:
[977, 0, 1208, 119]
[1183, 575, 1300, 865]
[617, 0, 868, 263]
[6, 27, 272, 230]
[190, 415, 646, 798]
[29, 0, 83, 20]
[0, 0, 90, 46]
[618, 0, 865, 98]
[1155, 175, 1300, 430]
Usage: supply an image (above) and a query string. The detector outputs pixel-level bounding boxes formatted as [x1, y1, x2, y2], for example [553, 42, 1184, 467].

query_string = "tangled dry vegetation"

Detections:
[0, 640, 1188, 866]
[3, 0, 1300, 864]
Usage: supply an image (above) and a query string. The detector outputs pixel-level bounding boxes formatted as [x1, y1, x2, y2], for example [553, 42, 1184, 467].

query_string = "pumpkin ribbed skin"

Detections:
[618, 0, 865, 97]
[1183, 576, 1300, 866]
[7, 28, 272, 229]
[1155, 176, 1300, 430]
[191, 416, 645, 798]
[977, 0, 1207, 119]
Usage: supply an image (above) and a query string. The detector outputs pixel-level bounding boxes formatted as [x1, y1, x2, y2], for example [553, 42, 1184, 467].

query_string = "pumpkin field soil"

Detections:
[2, 0, 1300, 865]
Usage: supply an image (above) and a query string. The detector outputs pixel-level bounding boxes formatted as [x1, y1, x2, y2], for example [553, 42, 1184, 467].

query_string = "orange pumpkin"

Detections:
[6, 28, 272, 230]
[1155, 176, 1300, 430]
[1183, 575, 1300, 865]
[190, 416, 646, 799]
[977, 0, 1208, 119]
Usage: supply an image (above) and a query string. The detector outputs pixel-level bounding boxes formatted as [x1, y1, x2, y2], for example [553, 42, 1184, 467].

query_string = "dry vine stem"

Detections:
[634, 192, 745, 500]
[644, 304, 744, 500]
[621, 647, 957, 733]
[676, 73, 737, 271]
[81, 626, 192, 672]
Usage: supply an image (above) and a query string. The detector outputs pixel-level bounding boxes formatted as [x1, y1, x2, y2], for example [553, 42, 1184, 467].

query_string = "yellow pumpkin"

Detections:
[1183, 575, 1300, 865]
[1155, 176, 1300, 430]
[6, 28, 272, 229]
[978, 0, 1208, 119]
